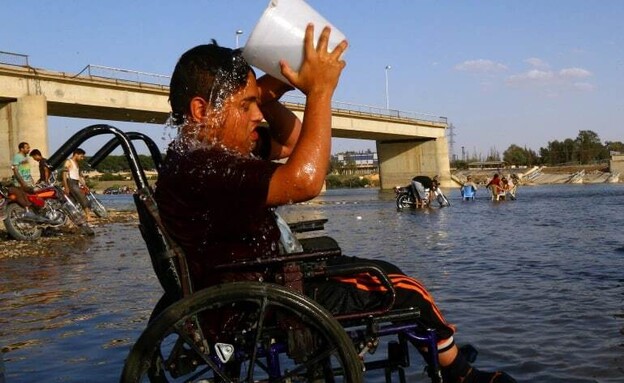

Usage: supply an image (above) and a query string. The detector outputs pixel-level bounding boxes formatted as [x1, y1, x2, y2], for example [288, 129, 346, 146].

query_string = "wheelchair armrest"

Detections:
[213, 247, 343, 273]
[288, 219, 328, 233]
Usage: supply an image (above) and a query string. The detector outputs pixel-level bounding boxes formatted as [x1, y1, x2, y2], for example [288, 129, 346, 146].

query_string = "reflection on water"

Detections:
[1, 184, 623, 382]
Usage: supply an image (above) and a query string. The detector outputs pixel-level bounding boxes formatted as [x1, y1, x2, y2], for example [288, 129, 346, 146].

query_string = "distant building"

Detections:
[333, 151, 379, 175]
[467, 161, 507, 170]
[609, 153, 624, 175]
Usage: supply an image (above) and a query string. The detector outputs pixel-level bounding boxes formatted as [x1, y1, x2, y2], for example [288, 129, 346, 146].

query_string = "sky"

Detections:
[1, 0, 623, 158]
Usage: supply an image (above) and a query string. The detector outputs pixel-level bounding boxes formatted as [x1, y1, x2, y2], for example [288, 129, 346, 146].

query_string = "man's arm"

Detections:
[62, 160, 71, 193]
[266, 24, 347, 206]
[43, 166, 51, 183]
[256, 75, 301, 160]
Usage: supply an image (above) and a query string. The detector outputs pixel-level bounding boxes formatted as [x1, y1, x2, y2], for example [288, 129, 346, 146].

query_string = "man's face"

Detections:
[210, 73, 264, 156]
[20, 144, 30, 155]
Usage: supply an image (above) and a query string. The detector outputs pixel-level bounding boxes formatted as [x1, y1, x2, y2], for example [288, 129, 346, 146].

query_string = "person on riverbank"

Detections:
[12, 142, 35, 191]
[9, 142, 38, 217]
[62, 148, 93, 225]
[29, 149, 51, 185]
[155, 26, 515, 383]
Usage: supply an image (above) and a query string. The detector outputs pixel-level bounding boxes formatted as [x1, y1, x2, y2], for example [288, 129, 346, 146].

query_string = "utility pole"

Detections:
[447, 123, 456, 161]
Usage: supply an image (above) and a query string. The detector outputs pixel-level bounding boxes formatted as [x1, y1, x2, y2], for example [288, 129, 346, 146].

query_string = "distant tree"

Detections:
[89, 155, 156, 173]
[329, 156, 341, 174]
[605, 141, 624, 154]
[575, 130, 603, 164]
[503, 144, 538, 166]
[540, 138, 577, 165]
[485, 147, 500, 162]
[503, 145, 526, 165]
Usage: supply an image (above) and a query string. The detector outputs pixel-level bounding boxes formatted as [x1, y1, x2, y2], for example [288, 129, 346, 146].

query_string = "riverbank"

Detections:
[452, 163, 620, 185]
[0, 210, 138, 259]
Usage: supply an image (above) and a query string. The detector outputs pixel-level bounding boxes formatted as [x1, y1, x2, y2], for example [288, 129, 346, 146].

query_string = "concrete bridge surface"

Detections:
[0, 62, 450, 189]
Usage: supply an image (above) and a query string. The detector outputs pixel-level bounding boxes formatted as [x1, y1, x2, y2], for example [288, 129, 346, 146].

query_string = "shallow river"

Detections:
[1, 184, 623, 382]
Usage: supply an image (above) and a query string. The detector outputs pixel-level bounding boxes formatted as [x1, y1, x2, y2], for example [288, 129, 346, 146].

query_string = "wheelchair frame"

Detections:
[49, 125, 446, 383]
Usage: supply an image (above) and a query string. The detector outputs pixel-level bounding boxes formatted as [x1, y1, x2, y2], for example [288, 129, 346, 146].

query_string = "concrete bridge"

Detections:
[0, 61, 450, 189]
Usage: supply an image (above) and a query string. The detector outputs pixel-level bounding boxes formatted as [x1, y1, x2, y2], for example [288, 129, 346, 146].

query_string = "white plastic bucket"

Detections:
[242, 0, 346, 84]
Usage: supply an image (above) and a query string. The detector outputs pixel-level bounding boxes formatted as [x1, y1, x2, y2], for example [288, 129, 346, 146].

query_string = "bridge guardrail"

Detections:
[1, 50, 447, 125]
[0, 51, 29, 67]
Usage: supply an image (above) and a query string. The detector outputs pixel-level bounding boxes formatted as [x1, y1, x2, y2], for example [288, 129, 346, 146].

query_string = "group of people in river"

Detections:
[461, 173, 518, 201]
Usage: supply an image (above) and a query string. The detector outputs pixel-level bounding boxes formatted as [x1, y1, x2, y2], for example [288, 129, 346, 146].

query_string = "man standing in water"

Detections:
[155, 25, 515, 383]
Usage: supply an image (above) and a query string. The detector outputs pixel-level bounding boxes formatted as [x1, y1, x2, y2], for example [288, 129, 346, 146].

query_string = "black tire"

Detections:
[396, 193, 411, 210]
[61, 195, 87, 226]
[121, 282, 363, 383]
[3, 203, 42, 241]
[87, 193, 108, 218]
[79, 223, 95, 236]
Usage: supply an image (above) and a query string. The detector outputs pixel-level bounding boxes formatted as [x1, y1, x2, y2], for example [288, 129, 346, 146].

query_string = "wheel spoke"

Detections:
[245, 296, 269, 382]
[122, 283, 363, 382]
[280, 345, 340, 382]
[171, 318, 234, 382]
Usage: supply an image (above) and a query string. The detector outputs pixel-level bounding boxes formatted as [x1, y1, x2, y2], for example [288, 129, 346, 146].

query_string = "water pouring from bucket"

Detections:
[242, 0, 347, 84]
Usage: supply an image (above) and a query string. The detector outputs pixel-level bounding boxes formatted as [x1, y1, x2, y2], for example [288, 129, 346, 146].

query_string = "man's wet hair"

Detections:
[73, 148, 85, 156]
[29, 149, 41, 157]
[169, 41, 253, 125]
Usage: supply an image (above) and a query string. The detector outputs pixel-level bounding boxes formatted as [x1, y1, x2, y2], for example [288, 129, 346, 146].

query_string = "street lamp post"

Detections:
[235, 30, 244, 48]
[384, 65, 392, 110]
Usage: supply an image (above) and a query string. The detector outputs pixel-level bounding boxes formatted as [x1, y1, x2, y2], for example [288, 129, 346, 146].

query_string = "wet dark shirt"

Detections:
[412, 175, 433, 189]
[155, 142, 281, 289]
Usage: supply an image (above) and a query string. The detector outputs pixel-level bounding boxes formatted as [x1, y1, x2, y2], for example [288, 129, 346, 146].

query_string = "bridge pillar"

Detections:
[0, 95, 48, 179]
[377, 137, 451, 190]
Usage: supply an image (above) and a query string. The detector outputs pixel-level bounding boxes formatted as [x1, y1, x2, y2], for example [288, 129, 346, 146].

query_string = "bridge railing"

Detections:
[0, 51, 29, 67]
[72, 64, 446, 125]
[282, 94, 447, 124]
[0, 50, 447, 125]
[74, 64, 171, 86]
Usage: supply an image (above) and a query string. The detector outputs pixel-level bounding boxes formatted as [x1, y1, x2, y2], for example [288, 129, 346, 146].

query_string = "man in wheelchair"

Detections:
[153, 25, 515, 383]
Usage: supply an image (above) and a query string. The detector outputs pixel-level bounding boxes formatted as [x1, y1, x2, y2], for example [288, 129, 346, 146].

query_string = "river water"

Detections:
[1, 184, 623, 382]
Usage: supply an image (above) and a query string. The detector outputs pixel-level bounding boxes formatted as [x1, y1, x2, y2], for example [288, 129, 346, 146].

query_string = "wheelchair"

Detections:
[49, 125, 455, 383]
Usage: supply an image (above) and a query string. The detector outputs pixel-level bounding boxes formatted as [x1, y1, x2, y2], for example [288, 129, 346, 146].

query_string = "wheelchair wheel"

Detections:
[121, 282, 363, 382]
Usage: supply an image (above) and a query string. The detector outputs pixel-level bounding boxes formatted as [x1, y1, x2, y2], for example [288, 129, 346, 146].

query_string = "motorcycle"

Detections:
[80, 184, 108, 218]
[394, 182, 450, 210]
[0, 184, 94, 240]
